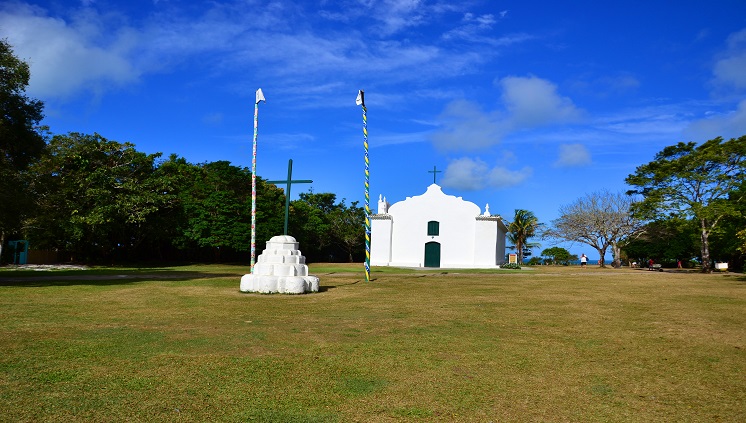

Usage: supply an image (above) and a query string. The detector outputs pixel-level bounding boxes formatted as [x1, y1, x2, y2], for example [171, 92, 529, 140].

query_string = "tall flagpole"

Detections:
[251, 88, 266, 272]
[357, 90, 370, 283]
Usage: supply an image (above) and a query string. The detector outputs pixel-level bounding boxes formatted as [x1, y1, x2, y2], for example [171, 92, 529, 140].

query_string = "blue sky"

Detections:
[2, 0, 746, 260]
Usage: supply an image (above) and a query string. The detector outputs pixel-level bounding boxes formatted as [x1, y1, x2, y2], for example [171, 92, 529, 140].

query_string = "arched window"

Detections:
[427, 221, 439, 236]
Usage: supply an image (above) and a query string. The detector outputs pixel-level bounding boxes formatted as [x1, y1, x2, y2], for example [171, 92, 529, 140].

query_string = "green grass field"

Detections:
[1, 264, 744, 422]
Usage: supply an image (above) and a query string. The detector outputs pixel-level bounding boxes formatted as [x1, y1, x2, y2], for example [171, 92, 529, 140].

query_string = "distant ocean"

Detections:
[567, 259, 614, 265]
[521, 259, 615, 265]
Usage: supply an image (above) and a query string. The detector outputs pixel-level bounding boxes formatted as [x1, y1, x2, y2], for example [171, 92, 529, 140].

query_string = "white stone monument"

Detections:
[240, 235, 319, 294]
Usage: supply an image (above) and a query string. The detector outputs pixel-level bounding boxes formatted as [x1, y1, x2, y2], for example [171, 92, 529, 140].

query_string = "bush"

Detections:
[500, 263, 521, 270]
[527, 257, 542, 266]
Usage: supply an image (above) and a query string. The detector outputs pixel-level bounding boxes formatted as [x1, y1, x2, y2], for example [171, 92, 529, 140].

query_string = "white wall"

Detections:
[370, 216, 392, 266]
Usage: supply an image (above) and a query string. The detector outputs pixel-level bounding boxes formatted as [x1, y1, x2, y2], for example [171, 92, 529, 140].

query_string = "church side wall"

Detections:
[474, 219, 498, 266]
[370, 216, 392, 266]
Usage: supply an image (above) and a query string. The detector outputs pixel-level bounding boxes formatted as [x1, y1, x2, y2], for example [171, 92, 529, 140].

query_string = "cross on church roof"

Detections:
[267, 159, 313, 235]
[428, 166, 442, 184]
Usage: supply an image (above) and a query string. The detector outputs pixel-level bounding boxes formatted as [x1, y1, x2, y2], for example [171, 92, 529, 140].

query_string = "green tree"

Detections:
[288, 192, 366, 263]
[28, 133, 167, 261]
[707, 180, 746, 270]
[178, 161, 284, 261]
[738, 228, 746, 254]
[143, 155, 198, 259]
[541, 246, 576, 265]
[625, 136, 746, 272]
[329, 201, 364, 262]
[507, 209, 541, 264]
[0, 39, 45, 262]
[622, 218, 699, 267]
[289, 192, 337, 261]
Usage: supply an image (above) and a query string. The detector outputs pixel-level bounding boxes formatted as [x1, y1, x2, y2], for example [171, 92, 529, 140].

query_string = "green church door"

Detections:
[424, 242, 441, 268]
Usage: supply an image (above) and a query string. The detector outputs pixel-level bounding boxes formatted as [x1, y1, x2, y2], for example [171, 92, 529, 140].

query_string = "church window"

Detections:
[427, 221, 440, 236]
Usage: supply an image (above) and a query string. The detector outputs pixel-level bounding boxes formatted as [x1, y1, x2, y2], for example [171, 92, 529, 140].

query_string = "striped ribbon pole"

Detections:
[357, 90, 370, 283]
[251, 89, 265, 273]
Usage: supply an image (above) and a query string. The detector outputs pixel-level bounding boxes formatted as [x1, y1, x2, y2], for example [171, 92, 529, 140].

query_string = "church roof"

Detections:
[387, 184, 480, 215]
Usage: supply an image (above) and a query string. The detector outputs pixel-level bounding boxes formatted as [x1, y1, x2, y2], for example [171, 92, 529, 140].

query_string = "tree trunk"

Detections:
[0, 231, 4, 265]
[700, 219, 711, 273]
[611, 242, 622, 268]
[596, 247, 606, 268]
[517, 240, 524, 264]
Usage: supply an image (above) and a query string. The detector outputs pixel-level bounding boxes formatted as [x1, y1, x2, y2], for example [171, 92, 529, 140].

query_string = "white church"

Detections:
[370, 184, 508, 268]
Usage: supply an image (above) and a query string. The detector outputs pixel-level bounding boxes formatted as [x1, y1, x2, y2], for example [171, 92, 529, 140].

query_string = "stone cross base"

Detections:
[240, 235, 319, 294]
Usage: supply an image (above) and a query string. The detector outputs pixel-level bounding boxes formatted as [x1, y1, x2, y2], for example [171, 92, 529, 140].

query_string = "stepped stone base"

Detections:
[240, 235, 319, 294]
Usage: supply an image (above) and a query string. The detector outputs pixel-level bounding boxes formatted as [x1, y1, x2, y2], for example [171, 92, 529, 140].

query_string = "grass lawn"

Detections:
[0, 264, 744, 422]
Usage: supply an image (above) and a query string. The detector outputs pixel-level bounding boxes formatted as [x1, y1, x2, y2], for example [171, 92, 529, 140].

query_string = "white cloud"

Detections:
[487, 165, 532, 188]
[442, 10, 531, 47]
[430, 100, 507, 151]
[0, 3, 140, 98]
[440, 157, 531, 190]
[320, 0, 432, 36]
[554, 143, 592, 167]
[429, 75, 583, 151]
[683, 99, 746, 141]
[441, 157, 488, 190]
[713, 28, 746, 91]
[499, 75, 583, 127]
[374, 0, 426, 35]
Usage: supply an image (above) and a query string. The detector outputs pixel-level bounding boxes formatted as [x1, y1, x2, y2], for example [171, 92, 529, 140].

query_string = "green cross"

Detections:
[428, 166, 442, 184]
[267, 159, 313, 235]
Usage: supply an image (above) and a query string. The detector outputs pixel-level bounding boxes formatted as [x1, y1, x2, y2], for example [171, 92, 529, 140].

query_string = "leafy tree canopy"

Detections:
[622, 218, 699, 265]
[541, 246, 576, 265]
[0, 38, 45, 171]
[27, 133, 167, 261]
[625, 136, 746, 271]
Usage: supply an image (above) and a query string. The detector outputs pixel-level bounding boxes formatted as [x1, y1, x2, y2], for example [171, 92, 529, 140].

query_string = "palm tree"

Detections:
[507, 209, 541, 264]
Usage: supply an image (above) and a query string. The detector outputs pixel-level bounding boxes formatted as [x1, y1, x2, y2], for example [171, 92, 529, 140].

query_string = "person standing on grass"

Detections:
[648, 258, 654, 270]
[580, 254, 587, 268]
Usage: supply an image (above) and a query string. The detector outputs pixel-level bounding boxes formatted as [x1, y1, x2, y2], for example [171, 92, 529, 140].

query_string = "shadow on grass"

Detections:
[0, 268, 238, 288]
[723, 274, 746, 283]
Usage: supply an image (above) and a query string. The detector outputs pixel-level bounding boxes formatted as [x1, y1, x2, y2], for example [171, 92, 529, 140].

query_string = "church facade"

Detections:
[370, 184, 508, 268]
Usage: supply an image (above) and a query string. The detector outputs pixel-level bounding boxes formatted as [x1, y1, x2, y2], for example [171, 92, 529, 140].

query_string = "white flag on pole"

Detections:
[256, 88, 266, 104]
[356, 90, 364, 106]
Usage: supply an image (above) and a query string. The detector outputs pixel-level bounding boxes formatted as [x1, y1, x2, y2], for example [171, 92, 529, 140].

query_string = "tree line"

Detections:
[3, 132, 365, 264]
